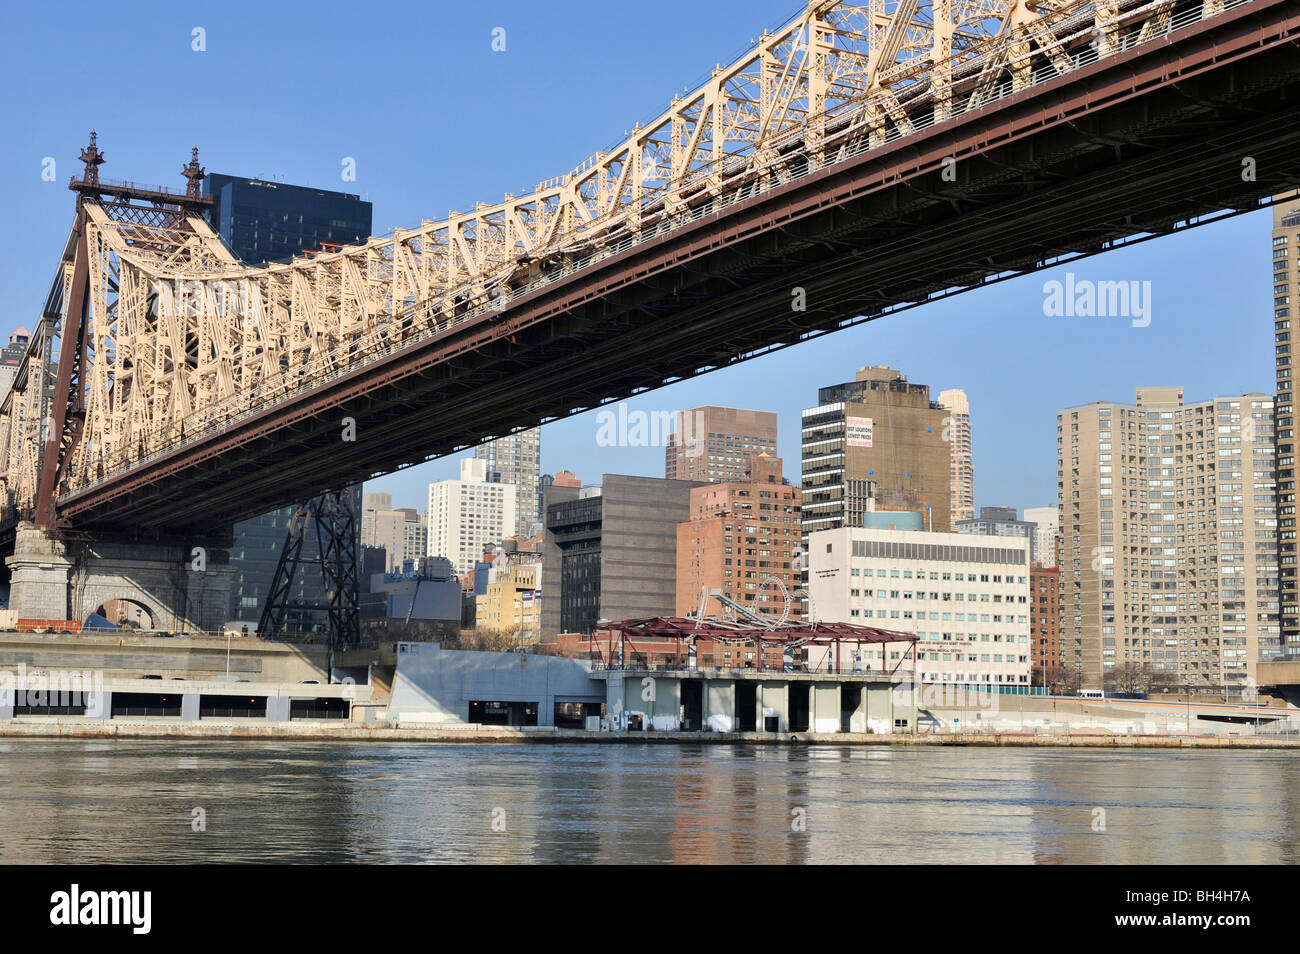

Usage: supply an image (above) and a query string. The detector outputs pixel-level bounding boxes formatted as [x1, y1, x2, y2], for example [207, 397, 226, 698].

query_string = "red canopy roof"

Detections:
[592, 616, 918, 644]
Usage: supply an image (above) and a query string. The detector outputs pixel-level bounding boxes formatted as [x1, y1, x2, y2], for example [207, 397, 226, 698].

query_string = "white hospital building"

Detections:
[808, 527, 1033, 688]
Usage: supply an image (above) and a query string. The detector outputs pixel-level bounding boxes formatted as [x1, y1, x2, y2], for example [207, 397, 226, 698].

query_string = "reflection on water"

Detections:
[0, 740, 1293, 863]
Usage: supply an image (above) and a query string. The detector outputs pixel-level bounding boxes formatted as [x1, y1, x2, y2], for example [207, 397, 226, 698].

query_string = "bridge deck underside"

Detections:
[51, 0, 1300, 536]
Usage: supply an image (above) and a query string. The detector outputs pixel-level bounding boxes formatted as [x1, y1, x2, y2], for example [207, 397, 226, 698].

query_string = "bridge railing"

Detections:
[61, 0, 1251, 499]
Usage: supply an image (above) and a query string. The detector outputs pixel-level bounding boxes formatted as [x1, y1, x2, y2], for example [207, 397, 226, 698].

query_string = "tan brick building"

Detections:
[665, 406, 777, 483]
[1272, 195, 1300, 651]
[476, 563, 542, 639]
[1059, 387, 1278, 692]
[676, 455, 802, 620]
[938, 388, 975, 524]
[802, 366, 952, 545]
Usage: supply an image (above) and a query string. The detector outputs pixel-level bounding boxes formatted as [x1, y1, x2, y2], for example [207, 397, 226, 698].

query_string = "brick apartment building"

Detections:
[1030, 563, 1062, 689]
[675, 454, 803, 620]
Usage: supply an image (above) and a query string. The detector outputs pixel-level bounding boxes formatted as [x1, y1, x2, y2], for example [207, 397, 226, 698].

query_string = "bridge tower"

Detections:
[3, 133, 235, 632]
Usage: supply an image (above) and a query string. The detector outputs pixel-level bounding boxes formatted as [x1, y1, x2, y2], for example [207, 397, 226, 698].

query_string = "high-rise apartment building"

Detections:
[801, 366, 951, 548]
[1058, 387, 1278, 692]
[937, 389, 974, 524]
[675, 454, 802, 619]
[366, 507, 426, 572]
[664, 407, 777, 483]
[360, 493, 393, 549]
[214, 173, 372, 631]
[369, 508, 411, 572]
[1030, 564, 1062, 689]
[807, 526, 1033, 687]
[1273, 195, 1300, 652]
[403, 518, 428, 571]
[956, 506, 1039, 563]
[475, 427, 541, 539]
[1024, 506, 1061, 569]
[427, 459, 518, 577]
[0, 327, 31, 400]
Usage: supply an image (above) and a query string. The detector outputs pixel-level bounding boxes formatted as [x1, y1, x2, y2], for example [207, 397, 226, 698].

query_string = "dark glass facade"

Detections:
[548, 496, 605, 636]
[204, 173, 373, 630]
[204, 174, 372, 266]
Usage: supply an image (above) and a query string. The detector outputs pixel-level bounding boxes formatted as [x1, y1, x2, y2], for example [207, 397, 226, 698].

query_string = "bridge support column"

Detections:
[87, 691, 110, 719]
[266, 697, 290, 722]
[604, 673, 624, 730]
[6, 523, 74, 621]
[6, 522, 234, 633]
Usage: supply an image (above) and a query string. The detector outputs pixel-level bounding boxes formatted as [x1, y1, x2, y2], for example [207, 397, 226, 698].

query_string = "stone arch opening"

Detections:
[94, 598, 155, 631]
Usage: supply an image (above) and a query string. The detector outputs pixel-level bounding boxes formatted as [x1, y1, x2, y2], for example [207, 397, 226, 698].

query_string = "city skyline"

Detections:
[0, 0, 1297, 881]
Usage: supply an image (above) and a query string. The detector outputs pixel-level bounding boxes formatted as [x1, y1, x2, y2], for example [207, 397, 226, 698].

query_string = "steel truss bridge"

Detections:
[4, 0, 1300, 544]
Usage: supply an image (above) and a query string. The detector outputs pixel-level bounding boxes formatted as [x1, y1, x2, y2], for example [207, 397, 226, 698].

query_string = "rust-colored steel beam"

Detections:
[34, 212, 89, 528]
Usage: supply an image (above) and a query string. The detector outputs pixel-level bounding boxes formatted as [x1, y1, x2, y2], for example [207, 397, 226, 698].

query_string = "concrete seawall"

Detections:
[1, 720, 1298, 748]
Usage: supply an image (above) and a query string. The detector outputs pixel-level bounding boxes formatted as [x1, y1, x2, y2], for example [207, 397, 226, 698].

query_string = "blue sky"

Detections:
[0, 0, 1274, 516]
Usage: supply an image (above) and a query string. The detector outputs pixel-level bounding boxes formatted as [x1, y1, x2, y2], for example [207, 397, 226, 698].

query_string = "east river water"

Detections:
[0, 740, 1294, 863]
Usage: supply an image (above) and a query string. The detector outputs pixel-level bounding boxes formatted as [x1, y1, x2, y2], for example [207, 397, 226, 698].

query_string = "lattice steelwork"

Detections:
[258, 489, 361, 649]
[0, 0, 1239, 528]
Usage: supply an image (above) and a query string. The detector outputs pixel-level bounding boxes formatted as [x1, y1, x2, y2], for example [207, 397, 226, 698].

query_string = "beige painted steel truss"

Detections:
[0, 0, 1209, 522]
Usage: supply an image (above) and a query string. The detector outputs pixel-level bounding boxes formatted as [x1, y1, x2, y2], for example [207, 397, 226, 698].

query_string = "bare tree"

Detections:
[1104, 662, 1173, 696]
[456, 625, 537, 653]
[1042, 665, 1081, 696]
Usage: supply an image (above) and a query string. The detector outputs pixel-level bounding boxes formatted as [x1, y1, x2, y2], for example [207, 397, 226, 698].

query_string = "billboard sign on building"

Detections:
[846, 416, 874, 447]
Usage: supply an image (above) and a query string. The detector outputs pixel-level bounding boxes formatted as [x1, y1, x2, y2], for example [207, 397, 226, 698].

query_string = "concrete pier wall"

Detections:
[387, 642, 601, 725]
[386, 642, 916, 735]
[0, 632, 328, 682]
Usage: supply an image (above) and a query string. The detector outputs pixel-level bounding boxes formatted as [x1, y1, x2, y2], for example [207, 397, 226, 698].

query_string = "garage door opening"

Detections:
[13, 693, 86, 716]
[841, 684, 863, 732]
[111, 692, 181, 717]
[201, 695, 268, 718]
[554, 701, 603, 728]
[681, 680, 703, 730]
[290, 697, 349, 720]
[469, 700, 538, 727]
[788, 684, 810, 732]
[735, 682, 757, 732]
